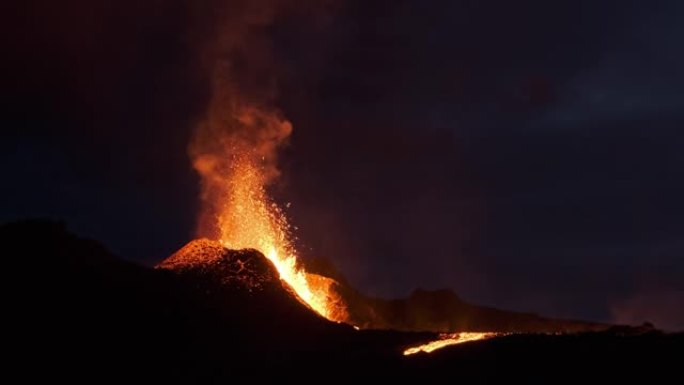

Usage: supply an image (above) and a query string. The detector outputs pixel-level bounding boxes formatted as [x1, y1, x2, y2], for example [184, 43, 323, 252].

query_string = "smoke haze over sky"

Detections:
[2, 0, 683, 329]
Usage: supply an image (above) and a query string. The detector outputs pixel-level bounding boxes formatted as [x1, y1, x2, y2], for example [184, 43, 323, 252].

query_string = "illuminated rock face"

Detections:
[160, 239, 609, 335]
[158, 239, 349, 323]
[157, 238, 276, 292]
[156, 238, 353, 352]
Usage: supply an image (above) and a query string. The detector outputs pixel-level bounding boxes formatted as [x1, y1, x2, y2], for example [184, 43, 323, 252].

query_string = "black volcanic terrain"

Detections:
[306, 261, 608, 333]
[5, 220, 681, 384]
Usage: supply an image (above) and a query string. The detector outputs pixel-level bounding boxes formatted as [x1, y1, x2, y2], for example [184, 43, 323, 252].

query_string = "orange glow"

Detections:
[188, 34, 351, 325]
[403, 332, 497, 356]
[211, 157, 347, 322]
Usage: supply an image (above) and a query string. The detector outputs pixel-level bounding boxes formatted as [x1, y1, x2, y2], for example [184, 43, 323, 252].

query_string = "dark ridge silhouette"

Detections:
[160, 238, 605, 333]
[336, 280, 609, 333]
[304, 256, 608, 333]
[4, 220, 681, 384]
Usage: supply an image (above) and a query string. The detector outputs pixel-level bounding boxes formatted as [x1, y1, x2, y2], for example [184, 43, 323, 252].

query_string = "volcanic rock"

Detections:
[156, 239, 355, 347]
[304, 257, 609, 333]
[4, 221, 681, 384]
[157, 238, 276, 292]
[161, 238, 610, 334]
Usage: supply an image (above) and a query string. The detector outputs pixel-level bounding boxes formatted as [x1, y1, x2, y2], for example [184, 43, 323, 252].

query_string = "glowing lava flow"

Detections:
[403, 333, 497, 356]
[212, 158, 347, 323]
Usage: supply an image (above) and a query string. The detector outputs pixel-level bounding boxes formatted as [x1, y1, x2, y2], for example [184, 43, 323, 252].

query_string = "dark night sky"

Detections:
[2, 0, 683, 329]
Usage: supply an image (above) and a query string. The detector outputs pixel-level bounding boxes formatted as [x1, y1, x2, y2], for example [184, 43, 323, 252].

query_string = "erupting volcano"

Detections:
[171, 90, 609, 341]
[182, 0, 358, 323]
[189, 97, 349, 322]
[197, 152, 348, 323]
[168, 2, 611, 338]
[5, 0, 683, 383]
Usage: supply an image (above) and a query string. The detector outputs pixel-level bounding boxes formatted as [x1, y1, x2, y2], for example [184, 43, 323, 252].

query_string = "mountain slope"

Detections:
[3, 220, 681, 384]
[304, 255, 608, 333]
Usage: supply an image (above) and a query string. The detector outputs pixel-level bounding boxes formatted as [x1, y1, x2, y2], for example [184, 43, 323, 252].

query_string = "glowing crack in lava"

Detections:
[403, 333, 497, 356]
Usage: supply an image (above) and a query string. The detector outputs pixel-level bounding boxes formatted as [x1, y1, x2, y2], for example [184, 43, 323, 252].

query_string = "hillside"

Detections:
[3, 220, 680, 384]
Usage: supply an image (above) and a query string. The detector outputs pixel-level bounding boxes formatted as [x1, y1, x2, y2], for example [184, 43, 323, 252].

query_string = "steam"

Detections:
[188, 0, 294, 239]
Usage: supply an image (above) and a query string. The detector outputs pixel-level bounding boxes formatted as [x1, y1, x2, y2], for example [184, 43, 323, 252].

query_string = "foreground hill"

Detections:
[160, 237, 606, 333]
[3, 220, 680, 384]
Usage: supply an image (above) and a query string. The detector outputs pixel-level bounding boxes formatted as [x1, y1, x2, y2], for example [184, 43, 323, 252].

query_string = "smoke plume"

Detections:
[189, 0, 296, 239]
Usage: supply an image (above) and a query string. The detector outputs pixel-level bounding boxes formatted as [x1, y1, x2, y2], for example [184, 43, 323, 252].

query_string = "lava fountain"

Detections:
[192, 105, 347, 322]
[184, 1, 494, 339]
[185, 0, 350, 323]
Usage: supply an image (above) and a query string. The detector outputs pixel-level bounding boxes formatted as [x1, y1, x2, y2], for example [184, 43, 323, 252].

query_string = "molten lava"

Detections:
[203, 154, 347, 323]
[186, 2, 495, 340]
[403, 333, 497, 356]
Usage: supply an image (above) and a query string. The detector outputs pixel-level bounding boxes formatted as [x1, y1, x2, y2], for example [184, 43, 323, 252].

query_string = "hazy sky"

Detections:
[2, 0, 683, 329]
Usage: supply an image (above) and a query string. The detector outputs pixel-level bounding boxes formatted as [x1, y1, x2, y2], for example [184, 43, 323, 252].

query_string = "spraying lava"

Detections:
[192, 105, 348, 323]
[185, 0, 351, 324]
[217, 155, 346, 322]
